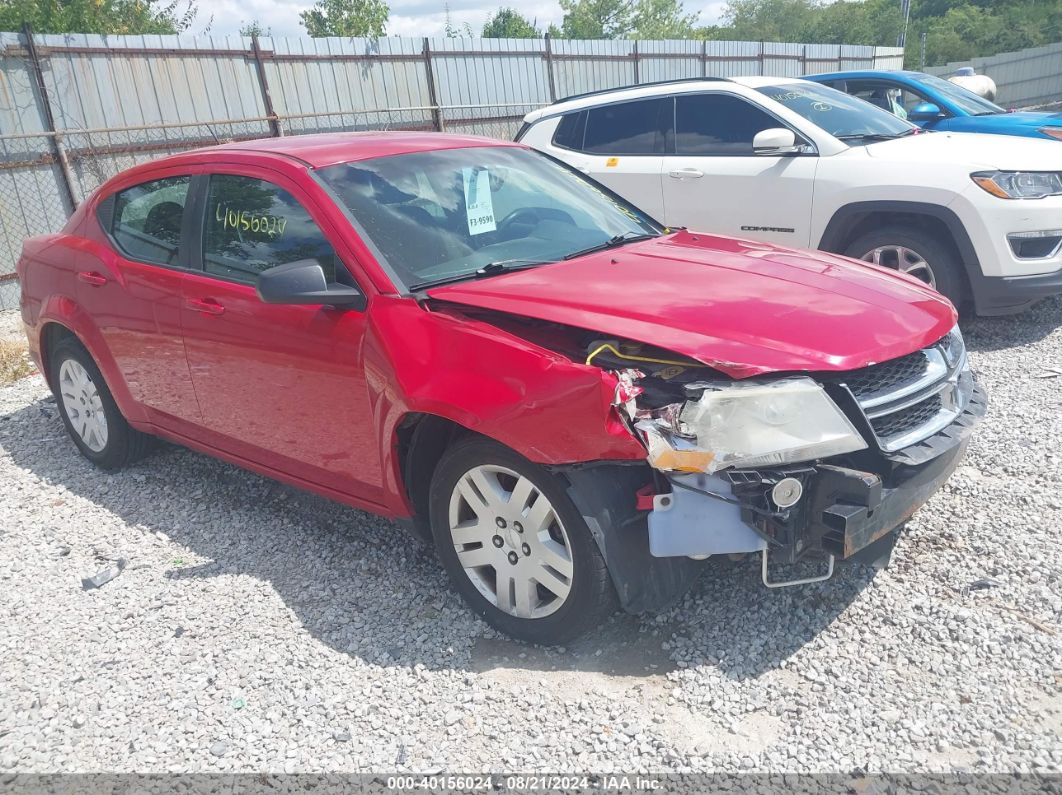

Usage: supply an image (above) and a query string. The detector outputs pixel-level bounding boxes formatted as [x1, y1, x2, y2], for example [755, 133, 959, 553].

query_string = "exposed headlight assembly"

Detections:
[637, 377, 867, 474]
[971, 170, 1062, 199]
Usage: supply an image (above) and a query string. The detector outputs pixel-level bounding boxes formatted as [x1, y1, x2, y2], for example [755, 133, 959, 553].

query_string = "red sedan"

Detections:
[17, 133, 985, 644]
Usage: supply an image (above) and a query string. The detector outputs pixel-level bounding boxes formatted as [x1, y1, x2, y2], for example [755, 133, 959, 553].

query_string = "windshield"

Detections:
[317, 146, 661, 291]
[912, 73, 1005, 116]
[757, 81, 917, 143]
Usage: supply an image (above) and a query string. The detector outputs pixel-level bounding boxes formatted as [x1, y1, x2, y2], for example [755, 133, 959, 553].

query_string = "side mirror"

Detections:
[909, 102, 944, 122]
[256, 260, 366, 309]
[752, 127, 803, 156]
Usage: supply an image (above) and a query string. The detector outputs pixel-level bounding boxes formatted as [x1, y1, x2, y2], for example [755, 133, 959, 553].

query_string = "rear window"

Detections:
[583, 98, 668, 155]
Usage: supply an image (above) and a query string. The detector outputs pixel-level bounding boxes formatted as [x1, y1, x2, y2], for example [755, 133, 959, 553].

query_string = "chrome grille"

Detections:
[869, 393, 943, 439]
[840, 351, 929, 401]
[825, 328, 970, 453]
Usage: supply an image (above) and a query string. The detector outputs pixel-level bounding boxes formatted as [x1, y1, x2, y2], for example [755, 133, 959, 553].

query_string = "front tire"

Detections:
[428, 438, 617, 645]
[49, 337, 153, 471]
[844, 225, 966, 307]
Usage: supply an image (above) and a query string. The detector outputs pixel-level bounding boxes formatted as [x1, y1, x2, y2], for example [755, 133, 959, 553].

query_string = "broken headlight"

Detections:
[637, 377, 867, 473]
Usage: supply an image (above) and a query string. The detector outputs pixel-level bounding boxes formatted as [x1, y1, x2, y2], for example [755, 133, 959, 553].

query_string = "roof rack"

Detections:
[553, 76, 728, 105]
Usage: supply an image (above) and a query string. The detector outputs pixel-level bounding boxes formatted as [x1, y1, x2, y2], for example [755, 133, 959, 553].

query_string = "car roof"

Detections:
[807, 69, 929, 82]
[527, 75, 805, 122]
[151, 131, 518, 171]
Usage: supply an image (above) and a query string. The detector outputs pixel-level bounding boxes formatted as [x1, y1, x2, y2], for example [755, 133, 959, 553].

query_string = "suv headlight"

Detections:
[972, 170, 1062, 199]
[638, 377, 867, 474]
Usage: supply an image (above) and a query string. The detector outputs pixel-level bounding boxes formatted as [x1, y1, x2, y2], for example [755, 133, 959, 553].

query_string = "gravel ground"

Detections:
[0, 300, 1060, 776]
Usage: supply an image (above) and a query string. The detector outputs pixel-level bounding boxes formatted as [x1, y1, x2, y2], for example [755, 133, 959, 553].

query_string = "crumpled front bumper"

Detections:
[647, 379, 987, 564]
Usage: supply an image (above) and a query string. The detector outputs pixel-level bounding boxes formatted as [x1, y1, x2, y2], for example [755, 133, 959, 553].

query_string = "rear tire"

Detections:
[428, 437, 617, 645]
[844, 225, 966, 308]
[49, 337, 153, 471]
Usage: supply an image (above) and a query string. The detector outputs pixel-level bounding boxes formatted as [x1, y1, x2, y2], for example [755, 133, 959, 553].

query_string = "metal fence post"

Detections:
[544, 33, 557, 103]
[21, 23, 78, 212]
[632, 40, 640, 84]
[759, 40, 765, 75]
[702, 39, 708, 77]
[251, 35, 282, 137]
[800, 45, 807, 75]
[422, 38, 443, 132]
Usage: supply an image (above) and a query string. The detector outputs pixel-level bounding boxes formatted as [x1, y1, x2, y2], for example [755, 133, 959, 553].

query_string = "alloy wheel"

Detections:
[447, 464, 574, 619]
[859, 244, 937, 288]
[58, 359, 108, 452]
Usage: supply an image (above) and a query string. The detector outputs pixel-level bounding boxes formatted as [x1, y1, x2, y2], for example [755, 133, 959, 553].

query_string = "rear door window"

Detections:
[583, 98, 668, 155]
[107, 176, 190, 266]
[202, 175, 337, 284]
[674, 94, 781, 155]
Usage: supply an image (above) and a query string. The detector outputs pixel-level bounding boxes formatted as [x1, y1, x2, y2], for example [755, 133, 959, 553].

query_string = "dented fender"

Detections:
[365, 296, 646, 516]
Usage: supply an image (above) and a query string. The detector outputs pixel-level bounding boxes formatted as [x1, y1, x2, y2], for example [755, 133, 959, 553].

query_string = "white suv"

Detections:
[517, 76, 1062, 315]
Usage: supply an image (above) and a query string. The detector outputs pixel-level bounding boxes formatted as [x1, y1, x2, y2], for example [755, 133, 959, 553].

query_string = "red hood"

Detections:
[428, 231, 956, 378]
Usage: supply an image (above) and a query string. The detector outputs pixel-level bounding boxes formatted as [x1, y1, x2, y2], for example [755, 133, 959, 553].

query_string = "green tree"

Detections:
[719, 0, 816, 41]
[557, 0, 633, 38]
[482, 7, 540, 38]
[239, 20, 271, 37]
[443, 4, 475, 37]
[713, 0, 1062, 67]
[557, 0, 694, 39]
[0, 0, 200, 34]
[299, 0, 389, 37]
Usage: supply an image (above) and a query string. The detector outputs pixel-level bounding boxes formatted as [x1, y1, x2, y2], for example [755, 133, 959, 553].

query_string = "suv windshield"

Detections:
[758, 81, 917, 143]
[317, 146, 662, 291]
[912, 73, 1005, 116]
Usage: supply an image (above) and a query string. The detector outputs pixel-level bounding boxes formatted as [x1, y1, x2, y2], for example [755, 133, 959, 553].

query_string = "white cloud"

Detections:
[202, 0, 725, 37]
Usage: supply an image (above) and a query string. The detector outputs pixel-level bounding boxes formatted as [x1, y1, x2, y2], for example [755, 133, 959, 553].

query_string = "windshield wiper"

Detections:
[408, 258, 551, 292]
[562, 232, 658, 261]
[837, 129, 920, 142]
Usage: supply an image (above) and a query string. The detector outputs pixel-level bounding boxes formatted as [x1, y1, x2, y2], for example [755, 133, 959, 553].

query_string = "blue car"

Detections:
[806, 70, 1062, 142]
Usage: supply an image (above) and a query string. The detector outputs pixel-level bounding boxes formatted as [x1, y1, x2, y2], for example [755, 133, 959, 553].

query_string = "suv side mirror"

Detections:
[752, 128, 803, 156]
[908, 102, 944, 122]
[257, 260, 366, 309]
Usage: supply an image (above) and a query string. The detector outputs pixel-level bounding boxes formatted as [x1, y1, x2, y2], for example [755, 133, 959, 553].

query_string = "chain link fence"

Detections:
[0, 29, 905, 313]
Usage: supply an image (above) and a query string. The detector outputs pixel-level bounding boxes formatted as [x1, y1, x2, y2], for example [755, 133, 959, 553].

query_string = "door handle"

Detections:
[668, 168, 704, 179]
[186, 298, 225, 316]
[77, 271, 108, 286]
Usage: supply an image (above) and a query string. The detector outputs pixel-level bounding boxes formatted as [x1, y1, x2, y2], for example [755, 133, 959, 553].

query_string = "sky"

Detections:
[201, 0, 729, 38]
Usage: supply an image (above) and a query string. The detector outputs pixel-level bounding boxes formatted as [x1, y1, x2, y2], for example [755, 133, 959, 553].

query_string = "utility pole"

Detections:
[897, 0, 912, 48]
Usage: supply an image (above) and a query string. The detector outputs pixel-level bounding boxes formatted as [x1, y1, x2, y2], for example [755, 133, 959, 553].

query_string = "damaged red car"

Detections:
[18, 133, 986, 644]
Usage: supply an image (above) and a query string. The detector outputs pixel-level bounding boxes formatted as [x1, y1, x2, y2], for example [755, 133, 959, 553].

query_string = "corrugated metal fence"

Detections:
[926, 41, 1062, 109]
[0, 30, 904, 310]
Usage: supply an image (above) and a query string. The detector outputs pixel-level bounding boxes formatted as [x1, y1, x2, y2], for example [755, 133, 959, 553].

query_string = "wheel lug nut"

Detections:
[507, 551, 518, 565]
[513, 521, 523, 533]
[495, 517, 507, 529]
[521, 543, 531, 556]
[492, 535, 504, 548]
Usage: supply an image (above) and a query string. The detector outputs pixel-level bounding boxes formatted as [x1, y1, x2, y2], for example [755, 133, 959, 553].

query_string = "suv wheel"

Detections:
[50, 337, 153, 470]
[844, 225, 965, 306]
[428, 438, 617, 645]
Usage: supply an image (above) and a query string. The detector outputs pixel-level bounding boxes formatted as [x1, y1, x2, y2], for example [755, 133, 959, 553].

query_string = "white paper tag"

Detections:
[462, 167, 496, 236]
